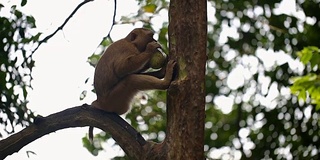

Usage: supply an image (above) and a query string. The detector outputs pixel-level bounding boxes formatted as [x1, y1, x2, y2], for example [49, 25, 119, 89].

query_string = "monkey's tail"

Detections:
[88, 126, 94, 143]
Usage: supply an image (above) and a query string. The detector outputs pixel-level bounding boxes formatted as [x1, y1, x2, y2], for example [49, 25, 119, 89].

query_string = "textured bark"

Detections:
[165, 0, 207, 159]
[0, 105, 148, 160]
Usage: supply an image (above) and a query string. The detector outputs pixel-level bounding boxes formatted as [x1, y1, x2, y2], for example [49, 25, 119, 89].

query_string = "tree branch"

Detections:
[31, 0, 94, 54]
[0, 104, 151, 160]
[94, 0, 117, 48]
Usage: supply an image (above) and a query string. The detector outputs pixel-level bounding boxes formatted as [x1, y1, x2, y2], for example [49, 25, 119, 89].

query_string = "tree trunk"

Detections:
[165, 0, 207, 159]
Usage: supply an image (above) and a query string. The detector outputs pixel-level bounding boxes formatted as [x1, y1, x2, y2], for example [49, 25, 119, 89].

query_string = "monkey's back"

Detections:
[93, 39, 138, 98]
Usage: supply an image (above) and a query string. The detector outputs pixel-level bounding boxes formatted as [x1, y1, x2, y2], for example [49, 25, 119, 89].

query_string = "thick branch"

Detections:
[0, 104, 150, 160]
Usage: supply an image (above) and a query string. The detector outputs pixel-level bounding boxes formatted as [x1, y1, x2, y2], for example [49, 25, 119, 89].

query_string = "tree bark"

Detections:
[0, 105, 147, 160]
[165, 0, 207, 159]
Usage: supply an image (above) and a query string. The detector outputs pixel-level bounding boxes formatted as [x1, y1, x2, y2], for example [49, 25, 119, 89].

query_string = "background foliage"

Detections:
[1, 0, 320, 159]
[86, 0, 320, 159]
[291, 46, 320, 110]
[0, 1, 39, 137]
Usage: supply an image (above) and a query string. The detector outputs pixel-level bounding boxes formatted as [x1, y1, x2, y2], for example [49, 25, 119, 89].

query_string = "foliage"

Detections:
[0, 1, 40, 137]
[291, 46, 320, 110]
[202, 0, 320, 159]
[296, 46, 320, 67]
[82, 131, 108, 156]
[83, 0, 320, 159]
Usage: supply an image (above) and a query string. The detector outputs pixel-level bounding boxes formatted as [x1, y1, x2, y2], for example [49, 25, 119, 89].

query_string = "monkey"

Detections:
[89, 28, 176, 141]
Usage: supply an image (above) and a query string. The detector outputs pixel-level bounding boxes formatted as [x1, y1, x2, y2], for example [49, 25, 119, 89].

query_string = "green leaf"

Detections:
[21, 0, 27, 7]
[79, 90, 87, 100]
[297, 90, 306, 100]
[26, 16, 36, 28]
[11, 5, 17, 11]
[84, 78, 89, 84]
[143, 4, 156, 13]
[87, 54, 101, 67]
[14, 10, 23, 19]
[297, 46, 320, 65]
[32, 33, 42, 42]
[101, 38, 112, 47]
[82, 137, 98, 156]
[297, 48, 312, 64]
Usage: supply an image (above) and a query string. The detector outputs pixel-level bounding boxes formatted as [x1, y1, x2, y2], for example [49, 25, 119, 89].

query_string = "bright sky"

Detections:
[3, 0, 300, 159]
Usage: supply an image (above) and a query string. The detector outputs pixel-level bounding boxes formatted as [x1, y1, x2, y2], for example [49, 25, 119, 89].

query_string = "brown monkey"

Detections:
[89, 28, 175, 140]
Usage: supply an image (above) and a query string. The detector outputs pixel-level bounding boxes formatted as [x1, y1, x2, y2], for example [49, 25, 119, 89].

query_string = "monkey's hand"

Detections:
[163, 60, 176, 83]
[146, 41, 161, 53]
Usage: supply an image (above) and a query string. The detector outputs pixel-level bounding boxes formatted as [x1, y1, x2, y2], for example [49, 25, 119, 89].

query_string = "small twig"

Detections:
[109, 0, 117, 38]
[94, 0, 117, 50]
[31, 0, 94, 54]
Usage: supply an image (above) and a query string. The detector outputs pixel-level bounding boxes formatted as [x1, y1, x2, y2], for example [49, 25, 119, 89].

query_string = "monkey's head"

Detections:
[125, 28, 155, 52]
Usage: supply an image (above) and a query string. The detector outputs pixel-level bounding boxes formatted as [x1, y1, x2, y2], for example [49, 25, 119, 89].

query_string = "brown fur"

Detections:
[91, 28, 175, 114]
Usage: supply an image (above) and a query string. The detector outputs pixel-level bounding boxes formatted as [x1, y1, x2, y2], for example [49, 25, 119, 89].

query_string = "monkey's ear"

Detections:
[128, 32, 138, 41]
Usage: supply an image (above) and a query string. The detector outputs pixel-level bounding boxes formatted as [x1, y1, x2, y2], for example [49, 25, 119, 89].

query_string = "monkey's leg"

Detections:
[102, 74, 171, 113]
[101, 60, 175, 114]
[124, 60, 176, 90]
[129, 75, 170, 90]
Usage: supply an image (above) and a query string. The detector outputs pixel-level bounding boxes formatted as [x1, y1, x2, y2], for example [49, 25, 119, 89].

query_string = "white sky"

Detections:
[2, 0, 300, 159]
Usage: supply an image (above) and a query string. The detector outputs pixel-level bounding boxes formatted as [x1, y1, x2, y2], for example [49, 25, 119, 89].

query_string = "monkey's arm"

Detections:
[115, 41, 161, 77]
[115, 52, 152, 77]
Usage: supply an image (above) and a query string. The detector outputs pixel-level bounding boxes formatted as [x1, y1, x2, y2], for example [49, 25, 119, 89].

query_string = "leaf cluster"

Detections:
[291, 47, 320, 110]
[0, 1, 41, 137]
